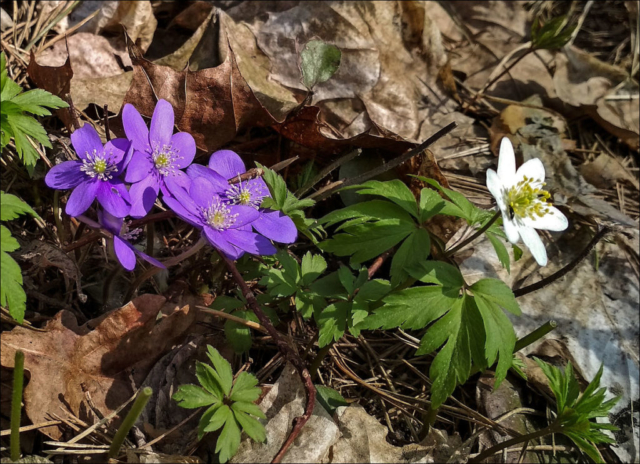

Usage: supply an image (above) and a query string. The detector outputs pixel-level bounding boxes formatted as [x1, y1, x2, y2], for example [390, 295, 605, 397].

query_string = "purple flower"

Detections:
[45, 124, 132, 218]
[78, 210, 165, 271]
[163, 176, 275, 260]
[187, 150, 298, 244]
[123, 99, 196, 218]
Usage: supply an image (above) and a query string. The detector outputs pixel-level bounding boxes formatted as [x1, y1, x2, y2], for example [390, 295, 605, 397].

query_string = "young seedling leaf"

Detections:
[300, 39, 341, 90]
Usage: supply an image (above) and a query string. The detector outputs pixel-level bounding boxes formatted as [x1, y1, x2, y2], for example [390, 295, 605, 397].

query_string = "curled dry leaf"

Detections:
[0, 295, 197, 439]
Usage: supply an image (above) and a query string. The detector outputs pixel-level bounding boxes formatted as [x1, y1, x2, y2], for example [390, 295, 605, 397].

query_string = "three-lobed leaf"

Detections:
[300, 39, 341, 90]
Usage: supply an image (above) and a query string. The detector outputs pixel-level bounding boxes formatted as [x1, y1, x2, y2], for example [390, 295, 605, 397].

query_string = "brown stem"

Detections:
[469, 424, 557, 463]
[514, 226, 610, 298]
[103, 104, 111, 141]
[229, 168, 264, 184]
[64, 93, 80, 131]
[368, 248, 394, 279]
[218, 252, 315, 464]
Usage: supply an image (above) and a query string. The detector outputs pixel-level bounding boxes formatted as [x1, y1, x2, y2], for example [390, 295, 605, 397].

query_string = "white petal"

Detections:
[503, 216, 521, 244]
[519, 225, 548, 266]
[486, 169, 508, 212]
[522, 206, 568, 231]
[498, 138, 516, 180]
[515, 157, 546, 184]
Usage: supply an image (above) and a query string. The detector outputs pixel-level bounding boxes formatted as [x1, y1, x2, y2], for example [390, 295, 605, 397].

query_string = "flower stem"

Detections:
[514, 320, 557, 352]
[514, 226, 610, 298]
[11, 350, 24, 463]
[218, 252, 315, 464]
[444, 211, 501, 258]
[108, 387, 153, 459]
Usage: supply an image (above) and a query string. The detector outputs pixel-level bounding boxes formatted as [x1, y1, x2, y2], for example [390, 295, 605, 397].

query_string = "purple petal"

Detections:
[125, 151, 154, 183]
[45, 160, 84, 189]
[253, 210, 297, 243]
[204, 228, 241, 258]
[208, 150, 245, 180]
[225, 229, 276, 256]
[228, 205, 260, 228]
[162, 170, 191, 198]
[249, 177, 270, 199]
[163, 196, 202, 227]
[165, 176, 199, 216]
[66, 180, 100, 217]
[123, 103, 150, 153]
[187, 164, 229, 192]
[133, 248, 166, 269]
[114, 236, 137, 271]
[171, 132, 196, 169]
[190, 177, 220, 208]
[129, 176, 160, 218]
[150, 99, 174, 147]
[98, 209, 124, 235]
[71, 125, 104, 160]
[97, 182, 131, 218]
[107, 138, 133, 172]
[77, 214, 102, 229]
[103, 139, 126, 165]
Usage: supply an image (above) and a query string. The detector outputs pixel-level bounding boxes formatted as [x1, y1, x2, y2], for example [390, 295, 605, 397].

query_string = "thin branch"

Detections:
[217, 253, 315, 464]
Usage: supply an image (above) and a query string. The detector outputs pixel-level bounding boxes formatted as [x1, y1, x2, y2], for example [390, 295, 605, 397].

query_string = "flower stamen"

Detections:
[507, 176, 552, 220]
[226, 178, 266, 209]
[152, 143, 182, 177]
[202, 198, 238, 230]
[80, 149, 119, 181]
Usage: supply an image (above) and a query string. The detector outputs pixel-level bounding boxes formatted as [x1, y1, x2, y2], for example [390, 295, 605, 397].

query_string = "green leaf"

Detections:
[337, 265, 355, 295]
[419, 188, 446, 222]
[205, 404, 232, 433]
[231, 400, 266, 420]
[232, 409, 266, 443]
[225, 310, 259, 353]
[310, 270, 348, 299]
[355, 279, 391, 303]
[486, 231, 511, 273]
[351, 180, 419, 219]
[172, 385, 219, 409]
[300, 252, 327, 286]
[206, 346, 234, 396]
[417, 295, 486, 408]
[210, 295, 245, 311]
[320, 221, 415, 265]
[317, 301, 350, 347]
[0, 225, 25, 323]
[198, 403, 222, 440]
[230, 372, 262, 403]
[8, 118, 40, 169]
[10, 88, 68, 116]
[8, 114, 51, 147]
[389, 228, 431, 286]
[362, 285, 460, 331]
[216, 411, 242, 464]
[260, 250, 300, 297]
[531, 16, 576, 50]
[321, 199, 415, 228]
[407, 260, 465, 289]
[470, 278, 521, 316]
[258, 164, 288, 209]
[195, 361, 224, 400]
[0, 192, 39, 221]
[300, 39, 341, 89]
[513, 244, 523, 261]
[316, 385, 348, 415]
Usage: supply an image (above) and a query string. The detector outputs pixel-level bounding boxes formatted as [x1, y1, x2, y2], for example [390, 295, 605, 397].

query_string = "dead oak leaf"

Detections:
[0, 294, 196, 439]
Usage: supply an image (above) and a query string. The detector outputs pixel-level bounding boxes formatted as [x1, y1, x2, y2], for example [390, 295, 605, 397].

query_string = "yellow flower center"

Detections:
[94, 159, 107, 174]
[507, 176, 552, 220]
[211, 211, 227, 228]
[154, 153, 170, 169]
[238, 190, 252, 205]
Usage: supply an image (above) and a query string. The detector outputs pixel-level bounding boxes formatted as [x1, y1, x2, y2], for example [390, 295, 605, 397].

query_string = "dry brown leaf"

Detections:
[0, 295, 197, 439]
[554, 46, 639, 150]
[579, 153, 640, 190]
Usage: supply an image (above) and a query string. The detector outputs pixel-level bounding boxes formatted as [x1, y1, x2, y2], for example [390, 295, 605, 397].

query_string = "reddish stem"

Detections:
[218, 252, 315, 464]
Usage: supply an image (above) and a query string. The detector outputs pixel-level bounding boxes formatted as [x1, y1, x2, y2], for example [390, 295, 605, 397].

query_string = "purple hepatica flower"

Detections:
[45, 124, 132, 218]
[79, 210, 165, 271]
[123, 99, 196, 218]
[187, 150, 297, 244]
[163, 176, 275, 259]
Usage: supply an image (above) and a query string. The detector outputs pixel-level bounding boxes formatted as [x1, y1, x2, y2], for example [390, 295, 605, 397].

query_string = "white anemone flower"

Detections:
[486, 138, 568, 266]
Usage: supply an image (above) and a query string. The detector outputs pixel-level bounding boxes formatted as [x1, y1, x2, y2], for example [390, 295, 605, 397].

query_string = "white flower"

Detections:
[486, 138, 568, 266]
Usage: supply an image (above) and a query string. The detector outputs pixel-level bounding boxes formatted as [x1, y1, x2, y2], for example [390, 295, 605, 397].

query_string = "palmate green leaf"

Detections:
[210, 295, 245, 311]
[198, 403, 222, 440]
[1, 225, 26, 323]
[204, 404, 231, 433]
[231, 400, 266, 420]
[8, 118, 40, 169]
[172, 384, 219, 408]
[355, 279, 391, 303]
[232, 408, 266, 443]
[486, 231, 510, 273]
[0, 192, 39, 221]
[320, 221, 415, 265]
[300, 39, 341, 89]
[216, 411, 242, 464]
[317, 301, 350, 347]
[419, 187, 446, 223]
[349, 179, 419, 219]
[534, 359, 580, 414]
[260, 250, 300, 297]
[408, 260, 465, 288]
[470, 278, 521, 316]
[206, 346, 234, 396]
[389, 228, 431, 286]
[315, 385, 348, 415]
[321, 199, 414, 228]
[300, 252, 327, 286]
[230, 372, 262, 403]
[416, 177, 492, 225]
[196, 361, 225, 399]
[310, 270, 348, 299]
[224, 310, 259, 353]
[9, 89, 67, 116]
[418, 295, 486, 408]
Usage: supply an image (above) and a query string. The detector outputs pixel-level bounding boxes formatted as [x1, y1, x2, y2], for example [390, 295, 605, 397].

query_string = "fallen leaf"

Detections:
[579, 153, 640, 190]
[0, 295, 197, 439]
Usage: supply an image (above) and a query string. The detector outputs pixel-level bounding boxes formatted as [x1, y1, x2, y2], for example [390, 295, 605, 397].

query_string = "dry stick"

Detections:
[308, 122, 458, 202]
[103, 104, 111, 141]
[296, 148, 362, 197]
[513, 226, 610, 298]
[217, 252, 315, 464]
[197, 306, 268, 334]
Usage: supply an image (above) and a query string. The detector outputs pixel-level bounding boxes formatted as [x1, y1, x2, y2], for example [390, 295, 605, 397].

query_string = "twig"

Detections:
[368, 248, 394, 279]
[229, 167, 264, 184]
[296, 148, 361, 197]
[197, 306, 268, 334]
[103, 104, 111, 141]
[218, 252, 315, 464]
[514, 227, 610, 297]
[308, 122, 458, 201]
[444, 210, 501, 257]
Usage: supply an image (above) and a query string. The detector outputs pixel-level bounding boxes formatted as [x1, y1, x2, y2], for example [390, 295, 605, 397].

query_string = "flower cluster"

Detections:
[45, 100, 297, 270]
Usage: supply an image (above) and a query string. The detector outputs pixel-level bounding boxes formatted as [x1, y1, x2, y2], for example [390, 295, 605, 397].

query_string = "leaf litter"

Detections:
[1, 1, 639, 463]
